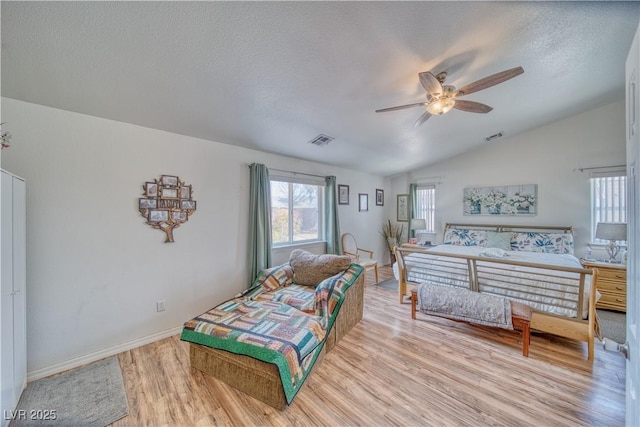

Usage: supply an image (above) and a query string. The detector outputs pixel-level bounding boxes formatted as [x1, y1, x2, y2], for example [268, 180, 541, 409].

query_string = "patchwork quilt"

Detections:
[181, 263, 363, 403]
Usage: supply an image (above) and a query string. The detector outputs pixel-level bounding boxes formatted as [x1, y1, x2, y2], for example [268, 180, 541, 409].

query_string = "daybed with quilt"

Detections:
[181, 250, 365, 409]
[394, 223, 600, 360]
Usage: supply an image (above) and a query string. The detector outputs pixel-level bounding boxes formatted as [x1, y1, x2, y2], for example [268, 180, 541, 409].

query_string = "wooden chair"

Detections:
[341, 233, 379, 283]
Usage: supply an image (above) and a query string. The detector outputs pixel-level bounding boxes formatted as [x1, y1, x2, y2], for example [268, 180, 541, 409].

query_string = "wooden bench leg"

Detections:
[410, 289, 417, 320]
[513, 316, 531, 357]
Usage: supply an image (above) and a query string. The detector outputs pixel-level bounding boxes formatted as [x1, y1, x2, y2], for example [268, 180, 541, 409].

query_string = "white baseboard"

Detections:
[27, 326, 183, 381]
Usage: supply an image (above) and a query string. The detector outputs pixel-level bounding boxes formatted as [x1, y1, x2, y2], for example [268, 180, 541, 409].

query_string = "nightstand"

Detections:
[581, 260, 627, 312]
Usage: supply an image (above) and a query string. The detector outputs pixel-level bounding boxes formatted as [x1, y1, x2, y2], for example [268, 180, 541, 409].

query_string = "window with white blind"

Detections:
[591, 171, 627, 243]
[415, 185, 436, 232]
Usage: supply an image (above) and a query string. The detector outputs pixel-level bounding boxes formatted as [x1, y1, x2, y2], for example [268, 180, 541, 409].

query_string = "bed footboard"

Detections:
[395, 246, 599, 361]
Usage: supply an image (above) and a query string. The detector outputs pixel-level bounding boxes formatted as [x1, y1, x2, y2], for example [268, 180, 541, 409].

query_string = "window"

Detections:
[270, 178, 324, 246]
[591, 172, 627, 243]
[414, 185, 436, 232]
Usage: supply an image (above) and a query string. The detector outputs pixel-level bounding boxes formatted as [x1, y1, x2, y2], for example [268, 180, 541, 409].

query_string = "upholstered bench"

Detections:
[410, 284, 532, 357]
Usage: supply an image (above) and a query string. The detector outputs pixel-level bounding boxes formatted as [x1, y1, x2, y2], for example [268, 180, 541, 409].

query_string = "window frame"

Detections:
[590, 170, 627, 244]
[414, 185, 436, 233]
[270, 176, 325, 248]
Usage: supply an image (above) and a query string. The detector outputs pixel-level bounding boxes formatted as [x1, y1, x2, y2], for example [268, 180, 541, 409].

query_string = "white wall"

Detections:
[391, 100, 626, 258]
[0, 98, 389, 378]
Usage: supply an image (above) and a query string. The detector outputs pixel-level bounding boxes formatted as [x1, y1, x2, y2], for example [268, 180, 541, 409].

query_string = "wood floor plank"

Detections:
[105, 265, 625, 426]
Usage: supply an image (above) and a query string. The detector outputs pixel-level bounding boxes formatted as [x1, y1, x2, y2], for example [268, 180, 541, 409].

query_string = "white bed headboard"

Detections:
[444, 223, 574, 235]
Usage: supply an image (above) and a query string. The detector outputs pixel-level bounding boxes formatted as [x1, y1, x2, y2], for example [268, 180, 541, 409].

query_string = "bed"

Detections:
[394, 223, 600, 360]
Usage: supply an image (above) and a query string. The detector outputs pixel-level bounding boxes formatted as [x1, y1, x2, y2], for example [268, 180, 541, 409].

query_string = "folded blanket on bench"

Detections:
[418, 283, 514, 330]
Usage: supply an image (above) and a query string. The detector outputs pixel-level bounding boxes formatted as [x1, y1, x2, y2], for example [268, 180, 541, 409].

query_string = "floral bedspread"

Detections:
[180, 263, 363, 403]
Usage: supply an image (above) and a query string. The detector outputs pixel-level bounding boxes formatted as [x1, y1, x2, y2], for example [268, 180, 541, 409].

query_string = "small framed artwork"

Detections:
[172, 211, 188, 221]
[148, 209, 169, 222]
[145, 182, 158, 197]
[376, 189, 384, 206]
[181, 200, 196, 210]
[359, 193, 368, 212]
[160, 187, 178, 199]
[139, 198, 157, 209]
[397, 194, 409, 222]
[161, 175, 179, 187]
[338, 184, 350, 205]
[180, 186, 191, 199]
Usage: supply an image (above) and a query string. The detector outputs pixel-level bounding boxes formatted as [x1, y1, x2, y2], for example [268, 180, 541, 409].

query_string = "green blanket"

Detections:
[181, 263, 362, 403]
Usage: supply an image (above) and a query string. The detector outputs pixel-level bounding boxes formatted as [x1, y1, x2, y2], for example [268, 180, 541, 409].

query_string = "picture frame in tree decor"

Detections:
[138, 175, 197, 242]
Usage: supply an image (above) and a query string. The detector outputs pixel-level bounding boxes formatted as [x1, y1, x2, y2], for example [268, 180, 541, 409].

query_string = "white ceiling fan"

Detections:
[376, 66, 524, 127]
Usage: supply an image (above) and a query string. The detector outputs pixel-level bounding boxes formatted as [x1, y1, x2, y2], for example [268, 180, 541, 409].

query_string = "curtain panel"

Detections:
[248, 163, 272, 286]
[324, 176, 342, 254]
[408, 183, 418, 238]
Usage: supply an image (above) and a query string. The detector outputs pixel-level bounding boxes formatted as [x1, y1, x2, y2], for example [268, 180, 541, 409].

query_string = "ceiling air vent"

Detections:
[484, 131, 504, 142]
[308, 134, 335, 147]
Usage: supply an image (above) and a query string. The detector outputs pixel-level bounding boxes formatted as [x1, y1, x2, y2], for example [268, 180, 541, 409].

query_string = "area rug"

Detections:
[375, 278, 398, 291]
[11, 356, 129, 427]
[597, 309, 626, 344]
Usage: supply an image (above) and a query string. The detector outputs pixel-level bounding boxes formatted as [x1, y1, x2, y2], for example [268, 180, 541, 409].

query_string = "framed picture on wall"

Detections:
[376, 189, 384, 206]
[397, 194, 409, 221]
[338, 184, 350, 205]
[145, 182, 158, 197]
[359, 193, 368, 212]
[161, 175, 179, 187]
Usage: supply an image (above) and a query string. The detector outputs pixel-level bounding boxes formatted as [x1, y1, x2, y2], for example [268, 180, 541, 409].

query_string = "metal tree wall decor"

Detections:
[138, 175, 197, 242]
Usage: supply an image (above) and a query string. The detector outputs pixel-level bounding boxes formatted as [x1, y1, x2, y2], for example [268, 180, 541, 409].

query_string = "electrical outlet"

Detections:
[156, 300, 166, 312]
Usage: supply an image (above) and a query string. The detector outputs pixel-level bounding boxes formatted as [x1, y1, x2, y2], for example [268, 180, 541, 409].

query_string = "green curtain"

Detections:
[408, 183, 418, 238]
[324, 176, 342, 254]
[248, 163, 272, 286]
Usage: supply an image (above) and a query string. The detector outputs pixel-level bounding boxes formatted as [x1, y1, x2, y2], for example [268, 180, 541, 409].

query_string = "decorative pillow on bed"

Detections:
[510, 232, 574, 254]
[443, 229, 487, 246]
[485, 231, 513, 251]
[289, 249, 352, 286]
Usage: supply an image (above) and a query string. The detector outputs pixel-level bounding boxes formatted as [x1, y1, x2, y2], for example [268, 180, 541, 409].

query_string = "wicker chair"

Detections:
[341, 233, 379, 283]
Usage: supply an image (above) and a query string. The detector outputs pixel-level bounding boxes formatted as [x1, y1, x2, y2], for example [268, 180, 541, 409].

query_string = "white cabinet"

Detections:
[0, 170, 26, 426]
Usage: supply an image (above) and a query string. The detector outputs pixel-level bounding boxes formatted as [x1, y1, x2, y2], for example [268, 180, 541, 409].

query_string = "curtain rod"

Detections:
[268, 168, 327, 179]
[577, 165, 625, 172]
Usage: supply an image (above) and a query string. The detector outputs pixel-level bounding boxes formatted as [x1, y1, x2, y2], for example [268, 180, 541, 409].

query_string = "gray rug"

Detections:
[11, 356, 129, 427]
[597, 309, 626, 344]
[378, 279, 627, 343]
[375, 278, 399, 291]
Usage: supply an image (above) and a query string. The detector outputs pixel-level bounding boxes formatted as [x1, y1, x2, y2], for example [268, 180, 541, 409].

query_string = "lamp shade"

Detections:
[410, 218, 427, 231]
[595, 222, 627, 241]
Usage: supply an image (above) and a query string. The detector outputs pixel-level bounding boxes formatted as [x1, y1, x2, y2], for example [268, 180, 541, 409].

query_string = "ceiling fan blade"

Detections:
[418, 71, 443, 96]
[375, 102, 427, 113]
[456, 66, 524, 96]
[413, 111, 432, 128]
[453, 100, 493, 114]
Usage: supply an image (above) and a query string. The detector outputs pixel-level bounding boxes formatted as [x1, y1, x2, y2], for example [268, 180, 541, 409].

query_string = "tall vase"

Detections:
[387, 237, 398, 264]
[470, 201, 481, 214]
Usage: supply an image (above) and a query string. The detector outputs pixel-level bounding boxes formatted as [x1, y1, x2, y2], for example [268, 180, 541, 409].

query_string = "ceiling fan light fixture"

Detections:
[426, 97, 456, 115]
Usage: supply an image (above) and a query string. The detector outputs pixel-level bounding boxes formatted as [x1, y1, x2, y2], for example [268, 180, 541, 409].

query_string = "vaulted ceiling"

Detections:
[2, 2, 639, 176]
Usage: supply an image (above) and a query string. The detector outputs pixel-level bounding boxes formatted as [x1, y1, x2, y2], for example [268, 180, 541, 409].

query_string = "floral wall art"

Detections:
[463, 184, 537, 216]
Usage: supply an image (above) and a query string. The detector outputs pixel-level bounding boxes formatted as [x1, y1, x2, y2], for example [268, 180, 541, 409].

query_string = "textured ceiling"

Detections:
[2, 2, 640, 176]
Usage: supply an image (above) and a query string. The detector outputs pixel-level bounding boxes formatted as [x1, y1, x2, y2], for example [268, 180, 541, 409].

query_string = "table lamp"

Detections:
[410, 218, 427, 243]
[595, 222, 627, 263]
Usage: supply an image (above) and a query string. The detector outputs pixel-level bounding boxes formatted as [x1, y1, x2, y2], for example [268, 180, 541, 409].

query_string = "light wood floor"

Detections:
[110, 265, 625, 426]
